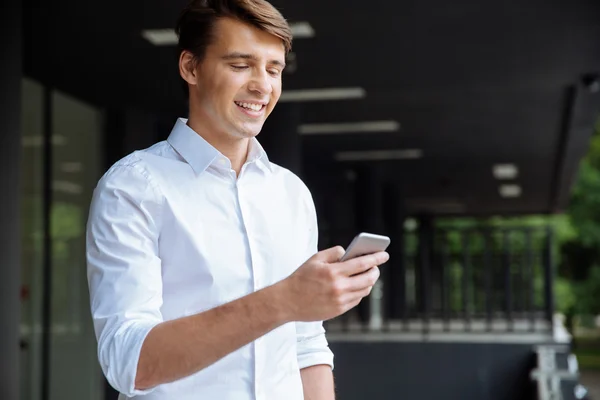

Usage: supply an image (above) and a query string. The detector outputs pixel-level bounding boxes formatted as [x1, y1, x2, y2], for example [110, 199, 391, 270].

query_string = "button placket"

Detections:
[234, 181, 262, 399]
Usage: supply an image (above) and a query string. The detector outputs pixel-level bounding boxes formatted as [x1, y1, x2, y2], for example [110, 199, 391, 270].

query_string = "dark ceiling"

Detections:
[24, 0, 600, 216]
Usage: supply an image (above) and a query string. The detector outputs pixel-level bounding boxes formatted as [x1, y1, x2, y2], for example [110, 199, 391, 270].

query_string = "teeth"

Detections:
[236, 102, 263, 111]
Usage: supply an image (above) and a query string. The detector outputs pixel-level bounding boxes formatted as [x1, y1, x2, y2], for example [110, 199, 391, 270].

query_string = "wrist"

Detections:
[263, 279, 296, 324]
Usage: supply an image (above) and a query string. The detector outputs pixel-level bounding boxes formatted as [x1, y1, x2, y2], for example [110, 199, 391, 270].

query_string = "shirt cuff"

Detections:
[100, 319, 162, 397]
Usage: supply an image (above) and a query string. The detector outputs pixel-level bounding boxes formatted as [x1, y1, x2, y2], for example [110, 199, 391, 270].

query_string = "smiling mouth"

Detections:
[234, 101, 266, 112]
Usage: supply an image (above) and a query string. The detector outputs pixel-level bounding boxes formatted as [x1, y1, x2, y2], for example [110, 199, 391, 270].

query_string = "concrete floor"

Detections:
[580, 370, 600, 399]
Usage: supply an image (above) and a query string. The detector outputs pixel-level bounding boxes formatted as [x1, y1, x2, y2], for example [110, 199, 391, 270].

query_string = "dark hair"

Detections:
[175, 0, 293, 97]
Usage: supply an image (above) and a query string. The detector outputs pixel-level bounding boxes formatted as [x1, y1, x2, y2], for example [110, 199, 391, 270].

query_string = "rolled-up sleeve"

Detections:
[296, 321, 334, 370]
[86, 161, 164, 397]
[295, 185, 334, 370]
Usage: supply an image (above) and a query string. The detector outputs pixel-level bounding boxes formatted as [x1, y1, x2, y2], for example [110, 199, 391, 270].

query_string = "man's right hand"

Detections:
[279, 246, 390, 322]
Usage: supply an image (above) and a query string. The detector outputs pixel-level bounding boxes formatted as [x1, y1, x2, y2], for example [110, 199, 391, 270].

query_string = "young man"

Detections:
[86, 1, 389, 399]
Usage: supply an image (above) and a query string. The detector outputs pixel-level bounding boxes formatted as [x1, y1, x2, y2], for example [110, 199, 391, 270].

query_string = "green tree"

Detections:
[561, 118, 600, 315]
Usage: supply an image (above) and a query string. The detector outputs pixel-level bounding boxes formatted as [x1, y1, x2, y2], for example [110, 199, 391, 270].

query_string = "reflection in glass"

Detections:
[49, 90, 104, 400]
[19, 79, 105, 400]
[20, 77, 45, 400]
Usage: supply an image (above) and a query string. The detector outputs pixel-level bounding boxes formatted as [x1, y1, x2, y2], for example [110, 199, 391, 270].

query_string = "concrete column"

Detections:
[0, 0, 22, 397]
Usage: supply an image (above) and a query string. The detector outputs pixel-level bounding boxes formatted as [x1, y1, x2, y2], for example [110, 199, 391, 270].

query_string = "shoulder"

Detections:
[100, 152, 149, 186]
[89, 150, 165, 225]
[96, 144, 169, 201]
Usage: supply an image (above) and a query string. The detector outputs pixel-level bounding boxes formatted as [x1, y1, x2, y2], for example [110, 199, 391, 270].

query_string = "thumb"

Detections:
[316, 246, 346, 263]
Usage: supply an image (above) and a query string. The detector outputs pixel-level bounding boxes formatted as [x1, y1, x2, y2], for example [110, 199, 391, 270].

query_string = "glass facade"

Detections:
[19, 78, 105, 400]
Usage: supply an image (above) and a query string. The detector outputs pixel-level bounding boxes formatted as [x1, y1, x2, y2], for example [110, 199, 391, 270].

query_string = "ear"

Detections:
[179, 50, 198, 86]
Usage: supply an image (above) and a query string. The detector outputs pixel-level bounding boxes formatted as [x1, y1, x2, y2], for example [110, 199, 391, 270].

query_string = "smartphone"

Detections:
[340, 232, 391, 262]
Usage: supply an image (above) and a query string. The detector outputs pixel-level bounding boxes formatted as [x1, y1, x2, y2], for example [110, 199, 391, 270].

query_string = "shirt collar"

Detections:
[246, 135, 272, 173]
[166, 118, 272, 175]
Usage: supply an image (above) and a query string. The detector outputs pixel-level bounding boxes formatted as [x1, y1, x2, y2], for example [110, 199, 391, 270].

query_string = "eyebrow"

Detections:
[221, 52, 286, 68]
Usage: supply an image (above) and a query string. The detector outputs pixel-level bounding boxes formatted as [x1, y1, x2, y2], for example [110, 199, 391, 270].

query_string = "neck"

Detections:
[186, 113, 250, 176]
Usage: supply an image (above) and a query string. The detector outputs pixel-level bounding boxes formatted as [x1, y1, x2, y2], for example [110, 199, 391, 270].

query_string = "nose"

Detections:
[247, 69, 272, 96]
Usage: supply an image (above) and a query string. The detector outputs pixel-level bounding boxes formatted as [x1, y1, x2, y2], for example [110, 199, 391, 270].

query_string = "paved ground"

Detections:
[580, 370, 600, 399]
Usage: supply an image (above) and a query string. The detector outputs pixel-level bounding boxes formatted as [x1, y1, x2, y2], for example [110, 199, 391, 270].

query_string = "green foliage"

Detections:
[568, 118, 600, 243]
[560, 119, 600, 315]
[568, 159, 600, 248]
[555, 276, 576, 314]
[573, 266, 600, 315]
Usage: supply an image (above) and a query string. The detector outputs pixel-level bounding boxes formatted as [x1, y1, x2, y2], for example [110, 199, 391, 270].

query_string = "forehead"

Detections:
[208, 17, 285, 60]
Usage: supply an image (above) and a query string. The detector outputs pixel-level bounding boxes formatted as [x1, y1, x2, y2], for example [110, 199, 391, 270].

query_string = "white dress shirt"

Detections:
[86, 118, 334, 400]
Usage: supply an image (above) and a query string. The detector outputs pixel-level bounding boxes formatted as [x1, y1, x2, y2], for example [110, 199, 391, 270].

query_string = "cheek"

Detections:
[210, 74, 239, 103]
[272, 79, 282, 96]
[270, 84, 282, 105]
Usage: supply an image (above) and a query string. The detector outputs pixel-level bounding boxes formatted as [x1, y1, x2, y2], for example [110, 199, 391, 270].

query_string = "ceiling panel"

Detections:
[24, 0, 600, 216]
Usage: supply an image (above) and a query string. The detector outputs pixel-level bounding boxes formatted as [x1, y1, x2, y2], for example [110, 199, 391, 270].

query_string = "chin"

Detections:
[237, 124, 264, 138]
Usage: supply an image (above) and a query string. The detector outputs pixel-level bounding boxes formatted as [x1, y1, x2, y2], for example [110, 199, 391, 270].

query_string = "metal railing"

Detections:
[324, 225, 556, 334]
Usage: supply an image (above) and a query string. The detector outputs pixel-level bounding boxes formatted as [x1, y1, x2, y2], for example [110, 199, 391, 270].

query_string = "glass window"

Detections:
[48, 90, 104, 400]
[20, 79, 105, 400]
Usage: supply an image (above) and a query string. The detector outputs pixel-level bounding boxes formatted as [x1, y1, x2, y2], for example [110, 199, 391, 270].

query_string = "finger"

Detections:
[340, 251, 389, 276]
[352, 286, 373, 301]
[317, 246, 346, 263]
[341, 283, 374, 305]
[346, 267, 380, 291]
[346, 297, 364, 312]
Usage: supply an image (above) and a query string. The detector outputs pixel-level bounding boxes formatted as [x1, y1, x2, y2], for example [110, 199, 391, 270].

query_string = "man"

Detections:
[86, 1, 389, 399]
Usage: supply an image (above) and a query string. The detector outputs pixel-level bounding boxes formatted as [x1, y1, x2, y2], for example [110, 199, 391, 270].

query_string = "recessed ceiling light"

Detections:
[299, 120, 399, 135]
[499, 184, 522, 198]
[493, 164, 519, 180]
[404, 218, 418, 231]
[279, 87, 366, 102]
[142, 22, 315, 46]
[334, 149, 423, 162]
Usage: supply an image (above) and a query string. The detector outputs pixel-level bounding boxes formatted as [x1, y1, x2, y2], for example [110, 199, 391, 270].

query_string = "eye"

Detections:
[268, 69, 281, 77]
[231, 65, 248, 71]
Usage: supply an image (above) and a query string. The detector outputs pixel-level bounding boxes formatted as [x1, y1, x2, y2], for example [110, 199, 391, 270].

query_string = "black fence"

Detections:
[324, 225, 556, 334]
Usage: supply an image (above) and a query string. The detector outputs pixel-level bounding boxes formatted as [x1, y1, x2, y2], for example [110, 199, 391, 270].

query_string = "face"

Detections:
[181, 17, 286, 140]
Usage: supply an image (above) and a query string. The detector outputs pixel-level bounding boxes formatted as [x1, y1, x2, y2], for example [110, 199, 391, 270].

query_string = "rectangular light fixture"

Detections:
[142, 22, 315, 46]
[499, 184, 522, 198]
[298, 120, 400, 135]
[141, 29, 178, 46]
[493, 164, 519, 180]
[279, 87, 366, 102]
[334, 149, 423, 162]
[290, 22, 315, 38]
